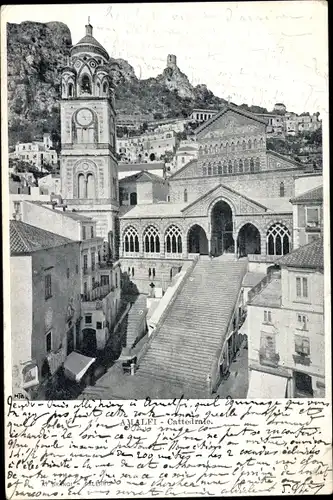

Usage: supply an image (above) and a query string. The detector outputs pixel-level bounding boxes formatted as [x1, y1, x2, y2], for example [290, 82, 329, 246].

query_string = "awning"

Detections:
[118, 347, 136, 362]
[63, 352, 96, 382]
[247, 370, 288, 398]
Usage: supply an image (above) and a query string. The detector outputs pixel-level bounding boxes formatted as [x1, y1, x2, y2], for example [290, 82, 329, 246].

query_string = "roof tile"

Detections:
[10, 220, 74, 255]
[276, 237, 323, 269]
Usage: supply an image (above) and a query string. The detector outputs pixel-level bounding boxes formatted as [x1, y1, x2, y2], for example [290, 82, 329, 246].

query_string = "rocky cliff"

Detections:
[7, 21, 265, 147]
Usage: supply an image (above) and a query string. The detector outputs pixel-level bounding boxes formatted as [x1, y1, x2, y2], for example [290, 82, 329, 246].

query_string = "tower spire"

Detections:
[85, 17, 93, 36]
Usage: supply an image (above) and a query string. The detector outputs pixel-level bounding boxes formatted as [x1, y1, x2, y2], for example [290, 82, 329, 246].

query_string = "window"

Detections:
[250, 158, 255, 172]
[165, 225, 182, 254]
[264, 310, 272, 323]
[123, 226, 139, 253]
[239, 159, 243, 173]
[280, 182, 285, 197]
[131, 267, 135, 277]
[81, 74, 92, 94]
[218, 164, 222, 175]
[83, 282, 87, 295]
[76, 264, 79, 274]
[91, 252, 95, 271]
[259, 332, 279, 367]
[91, 226, 94, 238]
[202, 167, 207, 176]
[92, 277, 96, 288]
[208, 166, 212, 175]
[101, 275, 109, 286]
[296, 277, 308, 298]
[45, 331, 52, 353]
[297, 314, 308, 330]
[266, 223, 291, 256]
[82, 226, 86, 240]
[306, 207, 320, 227]
[85, 315, 92, 325]
[148, 267, 152, 278]
[184, 189, 188, 202]
[152, 268, 156, 278]
[45, 274, 52, 300]
[228, 160, 232, 174]
[66, 268, 70, 279]
[115, 272, 118, 288]
[143, 225, 160, 253]
[96, 322, 102, 330]
[83, 254, 88, 274]
[295, 335, 310, 356]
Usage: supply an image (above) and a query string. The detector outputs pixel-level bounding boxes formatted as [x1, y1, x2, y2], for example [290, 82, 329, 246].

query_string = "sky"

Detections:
[2, 2, 328, 116]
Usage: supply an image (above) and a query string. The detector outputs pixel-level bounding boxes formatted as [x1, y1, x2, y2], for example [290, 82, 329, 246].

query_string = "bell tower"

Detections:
[60, 20, 119, 252]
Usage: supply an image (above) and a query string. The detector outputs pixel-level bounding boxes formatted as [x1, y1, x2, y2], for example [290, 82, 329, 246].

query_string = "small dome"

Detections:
[71, 22, 109, 61]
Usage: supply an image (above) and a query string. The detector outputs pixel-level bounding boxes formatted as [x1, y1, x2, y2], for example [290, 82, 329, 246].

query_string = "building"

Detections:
[117, 130, 177, 163]
[16, 200, 122, 353]
[38, 174, 61, 195]
[119, 171, 169, 207]
[60, 21, 119, 252]
[118, 161, 165, 181]
[119, 103, 313, 294]
[10, 220, 81, 398]
[255, 104, 321, 137]
[189, 108, 219, 122]
[174, 141, 199, 171]
[290, 185, 323, 249]
[247, 238, 325, 398]
[14, 134, 58, 170]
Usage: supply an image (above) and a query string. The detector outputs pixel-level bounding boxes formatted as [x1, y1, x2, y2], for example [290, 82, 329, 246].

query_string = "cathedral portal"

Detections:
[210, 200, 234, 256]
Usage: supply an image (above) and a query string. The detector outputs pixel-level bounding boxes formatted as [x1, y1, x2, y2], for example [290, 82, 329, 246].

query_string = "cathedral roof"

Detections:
[290, 186, 323, 204]
[71, 23, 109, 61]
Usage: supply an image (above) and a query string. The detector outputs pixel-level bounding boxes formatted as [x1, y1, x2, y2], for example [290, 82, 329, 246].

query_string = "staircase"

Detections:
[136, 256, 248, 393]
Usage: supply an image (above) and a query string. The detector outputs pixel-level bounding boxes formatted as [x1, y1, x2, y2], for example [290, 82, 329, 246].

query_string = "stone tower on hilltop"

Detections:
[167, 54, 177, 70]
[60, 20, 119, 258]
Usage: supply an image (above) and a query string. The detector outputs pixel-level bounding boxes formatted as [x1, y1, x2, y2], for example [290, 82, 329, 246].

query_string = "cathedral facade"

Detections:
[60, 22, 119, 259]
[119, 105, 308, 292]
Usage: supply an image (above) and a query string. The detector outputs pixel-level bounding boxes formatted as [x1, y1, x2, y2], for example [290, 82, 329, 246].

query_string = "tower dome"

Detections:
[71, 20, 109, 62]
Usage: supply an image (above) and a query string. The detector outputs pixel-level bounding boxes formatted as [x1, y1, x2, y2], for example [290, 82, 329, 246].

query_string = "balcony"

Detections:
[81, 284, 114, 303]
[259, 348, 280, 368]
[293, 353, 311, 366]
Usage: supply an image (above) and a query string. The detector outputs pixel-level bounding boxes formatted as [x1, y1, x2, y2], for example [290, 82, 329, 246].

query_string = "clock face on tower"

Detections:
[76, 108, 93, 127]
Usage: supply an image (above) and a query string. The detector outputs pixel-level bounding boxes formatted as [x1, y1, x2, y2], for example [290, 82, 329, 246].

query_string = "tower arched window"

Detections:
[208, 166, 212, 176]
[103, 81, 108, 94]
[259, 138, 264, 149]
[250, 158, 255, 172]
[223, 161, 227, 174]
[248, 139, 252, 150]
[86, 173, 95, 198]
[242, 140, 246, 150]
[239, 159, 243, 173]
[165, 225, 182, 254]
[215, 144, 219, 154]
[228, 160, 233, 174]
[62, 83, 66, 96]
[80, 75, 92, 94]
[267, 223, 290, 256]
[96, 82, 101, 96]
[244, 158, 249, 171]
[123, 226, 139, 254]
[143, 226, 160, 253]
[78, 174, 85, 198]
[280, 182, 285, 197]
[218, 163, 222, 175]
[68, 82, 74, 97]
[184, 189, 188, 202]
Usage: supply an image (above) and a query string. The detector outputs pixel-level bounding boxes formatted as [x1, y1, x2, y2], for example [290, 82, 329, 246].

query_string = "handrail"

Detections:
[136, 255, 200, 364]
[247, 268, 281, 303]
